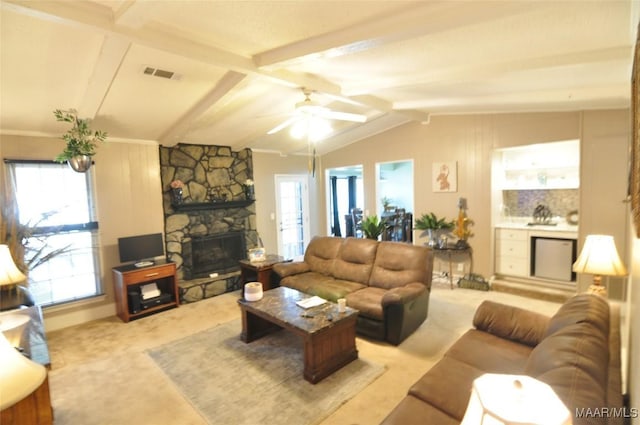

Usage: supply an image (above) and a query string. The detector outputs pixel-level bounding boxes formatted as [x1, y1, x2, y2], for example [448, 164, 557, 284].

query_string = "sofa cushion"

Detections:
[380, 394, 459, 425]
[332, 237, 378, 284]
[369, 242, 432, 290]
[307, 279, 366, 302]
[473, 300, 550, 347]
[345, 287, 386, 320]
[525, 321, 609, 423]
[445, 329, 533, 373]
[303, 236, 343, 275]
[280, 271, 335, 293]
[407, 357, 485, 420]
[544, 293, 609, 338]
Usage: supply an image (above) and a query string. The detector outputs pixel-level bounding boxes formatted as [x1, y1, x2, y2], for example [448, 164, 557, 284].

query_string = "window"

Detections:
[5, 160, 102, 306]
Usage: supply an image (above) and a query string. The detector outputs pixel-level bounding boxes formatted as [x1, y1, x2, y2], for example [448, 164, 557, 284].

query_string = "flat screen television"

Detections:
[118, 233, 165, 267]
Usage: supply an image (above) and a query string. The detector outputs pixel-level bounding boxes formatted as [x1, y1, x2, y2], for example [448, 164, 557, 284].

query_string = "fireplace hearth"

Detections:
[183, 232, 246, 280]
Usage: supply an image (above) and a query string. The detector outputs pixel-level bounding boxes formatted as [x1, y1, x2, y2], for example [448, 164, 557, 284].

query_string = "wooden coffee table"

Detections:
[237, 287, 358, 384]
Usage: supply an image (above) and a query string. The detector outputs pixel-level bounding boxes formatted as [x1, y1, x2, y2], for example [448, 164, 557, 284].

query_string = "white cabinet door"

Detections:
[495, 229, 529, 277]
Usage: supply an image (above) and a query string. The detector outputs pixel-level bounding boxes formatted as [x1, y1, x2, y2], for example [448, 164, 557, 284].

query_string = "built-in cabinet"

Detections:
[495, 228, 529, 277]
[494, 226, 578, 286]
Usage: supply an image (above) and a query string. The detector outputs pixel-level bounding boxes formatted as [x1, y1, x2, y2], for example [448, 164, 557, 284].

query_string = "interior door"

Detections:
[275, 174, 310, 260]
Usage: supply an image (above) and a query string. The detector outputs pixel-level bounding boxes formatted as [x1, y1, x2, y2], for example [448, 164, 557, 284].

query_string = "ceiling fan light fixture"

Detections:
[289, 116, 333, 141]
[290, 120, 307, 139]
[309, 117, 333, 141]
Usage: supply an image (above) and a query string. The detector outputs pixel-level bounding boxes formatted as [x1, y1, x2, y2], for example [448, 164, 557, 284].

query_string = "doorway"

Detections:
[375, 160, 415, 242]
[326, 165, 363, 237]
[375, 160, 414, 215]
[275, 174, 310, 260]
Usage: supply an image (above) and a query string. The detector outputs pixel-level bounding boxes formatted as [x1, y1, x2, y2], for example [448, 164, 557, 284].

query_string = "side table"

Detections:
[432, 244, 473, 289]
[239, 254, 289, 292]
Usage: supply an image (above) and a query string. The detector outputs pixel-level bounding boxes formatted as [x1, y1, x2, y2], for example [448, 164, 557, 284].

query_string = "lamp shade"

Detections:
[461, 374, 571, 425]
[572, 235, 627, 277]
[0, 331, 46, 410]
[0, 311, 30, 347]
[0, 244, 26, 287]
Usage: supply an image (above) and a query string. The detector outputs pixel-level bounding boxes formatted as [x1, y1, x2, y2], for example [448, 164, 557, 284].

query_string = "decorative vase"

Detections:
[67, 155, 92, 173]
[427, 229, 438, 247]
[171, 187, 183, 204]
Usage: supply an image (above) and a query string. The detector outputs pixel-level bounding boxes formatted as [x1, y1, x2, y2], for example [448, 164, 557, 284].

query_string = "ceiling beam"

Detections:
[253, 1, 547, 68]
[79, 36, 131, 119]
[395, 83, 630, 112]
[343, 46, 633, 96]
[159, 71, 247, 145]
[2, 0, 430, 123]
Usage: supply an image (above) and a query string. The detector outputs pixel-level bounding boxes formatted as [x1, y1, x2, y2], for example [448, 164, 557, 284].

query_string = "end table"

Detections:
[239, 254, 289, 292]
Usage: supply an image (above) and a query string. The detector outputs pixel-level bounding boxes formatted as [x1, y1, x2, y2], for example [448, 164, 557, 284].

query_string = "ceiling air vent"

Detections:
[141, 66, 182, 81]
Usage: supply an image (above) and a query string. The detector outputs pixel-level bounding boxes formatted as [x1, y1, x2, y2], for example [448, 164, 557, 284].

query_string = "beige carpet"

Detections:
[147, 319, 385, 425]
[46, 286, 562, 425]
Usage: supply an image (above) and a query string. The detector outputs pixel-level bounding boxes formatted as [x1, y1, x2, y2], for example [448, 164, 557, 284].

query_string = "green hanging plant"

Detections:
[53, 109, 107, 162]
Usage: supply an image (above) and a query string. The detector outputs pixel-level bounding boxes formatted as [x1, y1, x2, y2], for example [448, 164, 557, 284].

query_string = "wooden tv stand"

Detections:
[112, 261, 179, 322]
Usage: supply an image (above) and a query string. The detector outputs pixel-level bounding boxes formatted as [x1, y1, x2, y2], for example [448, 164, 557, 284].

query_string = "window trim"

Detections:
[4, 159, 103, 307]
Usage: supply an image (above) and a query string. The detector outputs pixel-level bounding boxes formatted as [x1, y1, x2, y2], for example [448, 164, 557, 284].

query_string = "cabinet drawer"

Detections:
[496, 239, 527, 258]
[496, 228, 527, 242]
[121, 264, 175, 285]
[496, 257, 529, 277]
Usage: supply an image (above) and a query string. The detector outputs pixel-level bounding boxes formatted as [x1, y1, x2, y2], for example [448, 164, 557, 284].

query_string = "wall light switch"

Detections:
[270, 212, 275, 220]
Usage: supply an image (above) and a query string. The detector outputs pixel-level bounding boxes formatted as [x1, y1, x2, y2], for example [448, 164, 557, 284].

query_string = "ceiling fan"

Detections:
[267, 89, 367, 138]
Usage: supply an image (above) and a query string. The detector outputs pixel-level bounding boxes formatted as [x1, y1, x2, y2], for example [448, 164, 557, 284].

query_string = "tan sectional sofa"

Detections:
[381, 294, 623, 425]
[272, 236, 434, 345]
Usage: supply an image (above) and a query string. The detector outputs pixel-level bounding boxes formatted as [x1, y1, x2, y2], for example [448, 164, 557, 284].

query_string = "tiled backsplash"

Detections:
[501, 189, 579, 219]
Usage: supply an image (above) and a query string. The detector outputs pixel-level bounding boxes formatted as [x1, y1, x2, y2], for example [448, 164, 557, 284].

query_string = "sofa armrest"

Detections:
[382, 283, 430, 345]
[272, 261, 310, 278]
[381, 283, 426, 307]
[473, 300, 550, 347]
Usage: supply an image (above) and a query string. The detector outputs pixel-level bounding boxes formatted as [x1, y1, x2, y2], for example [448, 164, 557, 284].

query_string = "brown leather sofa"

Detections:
[272, 236, 434, 345]
[381, 294, 623, 425]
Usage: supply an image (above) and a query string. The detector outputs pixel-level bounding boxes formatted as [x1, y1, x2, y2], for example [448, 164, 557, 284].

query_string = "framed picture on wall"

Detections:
[432, 161, 457, 192]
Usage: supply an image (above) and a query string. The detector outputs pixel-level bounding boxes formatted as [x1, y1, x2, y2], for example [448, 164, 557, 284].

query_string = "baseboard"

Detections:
[43, 301, 116, 332]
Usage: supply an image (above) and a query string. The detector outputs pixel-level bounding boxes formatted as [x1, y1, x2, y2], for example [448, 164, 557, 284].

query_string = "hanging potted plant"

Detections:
[53, 109, 107, 172]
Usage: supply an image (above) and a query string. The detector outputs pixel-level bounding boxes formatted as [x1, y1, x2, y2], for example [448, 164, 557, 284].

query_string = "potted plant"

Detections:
[361, 215, 387, 240]
[414, 212, 454, 247]
[53, 109, 107, 172]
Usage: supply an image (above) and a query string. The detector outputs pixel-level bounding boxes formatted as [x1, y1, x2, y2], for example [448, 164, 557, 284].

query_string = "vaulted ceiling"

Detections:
[1, 1, 638, 156]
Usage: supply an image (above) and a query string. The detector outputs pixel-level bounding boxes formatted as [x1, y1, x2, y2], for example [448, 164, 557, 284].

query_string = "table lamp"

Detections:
[0, 331, 46, 410]
[461, 374, 571, 425]
[0, 244, 34, 311]
[572, 235, 627, 297]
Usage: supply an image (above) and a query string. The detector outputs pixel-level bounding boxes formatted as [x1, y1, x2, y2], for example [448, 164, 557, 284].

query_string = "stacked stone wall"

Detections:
[159, 143, 257, 287]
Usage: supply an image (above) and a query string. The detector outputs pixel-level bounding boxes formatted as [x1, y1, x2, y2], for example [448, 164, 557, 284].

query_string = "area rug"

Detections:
[146, 319, 385, 425]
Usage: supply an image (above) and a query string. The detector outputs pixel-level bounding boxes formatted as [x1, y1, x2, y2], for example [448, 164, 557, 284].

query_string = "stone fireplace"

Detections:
[160, 143, 258, 291]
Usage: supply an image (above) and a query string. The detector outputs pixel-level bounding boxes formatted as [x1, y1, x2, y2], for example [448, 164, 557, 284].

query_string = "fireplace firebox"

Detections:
[183, 232, 246, 279]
